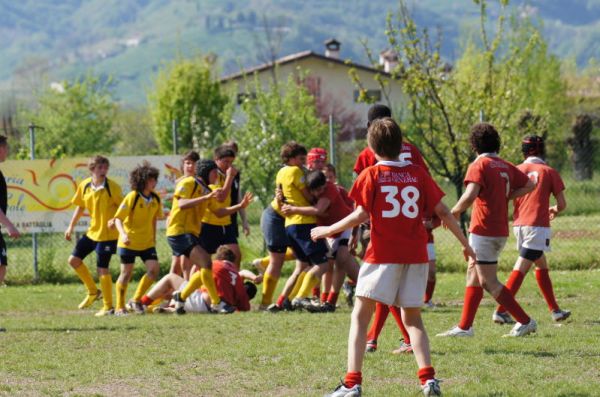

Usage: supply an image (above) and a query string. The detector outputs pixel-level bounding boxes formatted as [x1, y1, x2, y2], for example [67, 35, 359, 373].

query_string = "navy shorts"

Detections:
[0, 234, 7, 266]
[286, 224, 328, 265]
[260, 206, 289, 253]
[167, 234, 199, 258]
[118, 247, 158, 264]
[72, 234, 117, 269]
[199, 223, 238, 254]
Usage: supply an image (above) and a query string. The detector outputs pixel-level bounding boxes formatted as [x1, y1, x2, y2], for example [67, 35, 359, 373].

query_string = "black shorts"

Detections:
[260, 206, 289, 253]
[72, 234, 117, 269]
[199, 223, 238, 255]
[0, 234, 7, 266]
[286, 224, 328, 265]
[118, 247, 158, 264]
[167, 234, 199, 257]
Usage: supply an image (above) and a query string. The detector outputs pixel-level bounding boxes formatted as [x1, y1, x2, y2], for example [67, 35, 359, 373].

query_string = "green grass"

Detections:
[1, 270, 599, 396]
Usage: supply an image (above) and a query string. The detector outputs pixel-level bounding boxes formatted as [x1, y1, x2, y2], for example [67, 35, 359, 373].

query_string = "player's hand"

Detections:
[463, 245, 476, 262]
[311, 226, 330, 241]
[226, 166, 238, 178]
[212, 188, 225, 201]
[7, 224, 20, 239]
[275, 186, 283, 203]
[253, 274, 263, 284]
[549, 206, 559, 221]
[423, 218, 434, 229]
[240, 192, 254, 208]
[64, 227, 73, 241]
[107, 218, 116, 229]
[121, 234, 130, 246]
[280, 204, 294, 215]
[242, 220, 250, 236]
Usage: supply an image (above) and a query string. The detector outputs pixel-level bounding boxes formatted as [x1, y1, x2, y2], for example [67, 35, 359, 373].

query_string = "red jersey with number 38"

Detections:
[349, 161, 444, 264]
[464, 154, 530, 237]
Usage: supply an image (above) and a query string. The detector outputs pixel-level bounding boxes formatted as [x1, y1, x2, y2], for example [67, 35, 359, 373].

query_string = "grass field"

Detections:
[1, 270, 599, 396]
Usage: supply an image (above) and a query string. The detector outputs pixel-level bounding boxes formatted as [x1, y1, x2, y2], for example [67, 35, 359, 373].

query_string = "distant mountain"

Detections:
[1, 0, 599, 105]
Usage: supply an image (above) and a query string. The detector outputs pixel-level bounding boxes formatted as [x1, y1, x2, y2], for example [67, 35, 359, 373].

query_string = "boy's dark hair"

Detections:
[367, 104, 392, 127]
[214, 145, 236, 160]
[130, 161, 159, 192]
[367, 117, 403, 159]
[306, 170, 327, 191]
[470, 123, 500, 154]
[324, 163, 336, 176]
[88, 155, 110, 171]
[182, 151, 200, 163]
[223, 140, 239, 154]
[196, 159, 218, 185]
[280, 141, 307, 163]
[0, 135, 7, 147]
[522, 135, 545, 158]
[244, 281, 257, 300]
[215, 245, 236, 263]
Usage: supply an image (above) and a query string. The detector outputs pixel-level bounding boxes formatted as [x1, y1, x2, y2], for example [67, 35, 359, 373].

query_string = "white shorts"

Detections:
[427, 243, 436, 261]
[468, 233, 507, 263]
[177, 281, 210, 313]
[355, 263, 428, 308]
[326, 229, 352, 258]
[513, 226, 551, 252]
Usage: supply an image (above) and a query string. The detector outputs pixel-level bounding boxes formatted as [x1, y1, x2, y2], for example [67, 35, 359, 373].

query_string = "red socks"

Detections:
[327, 292, 339, 306]
[312, 286, 320, 299]
[497, 270, 525, 313]
[321, 292, 328, 303]
[276, 295, 286, 307]
[458, 286, 483, 330]
[140, 295, 153, 306]
[535, 268, 559, 312]
[390, 306, 411, 344]
[366, 303, 390, 341]
[424, 279, 436, 303]
[344, 371, 362, 388]
[495, 286, 530, 324]
[417, 366, 435, 385]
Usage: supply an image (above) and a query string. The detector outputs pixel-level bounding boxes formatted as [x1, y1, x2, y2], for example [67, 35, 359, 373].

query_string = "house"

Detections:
[220, 39, 405, 140]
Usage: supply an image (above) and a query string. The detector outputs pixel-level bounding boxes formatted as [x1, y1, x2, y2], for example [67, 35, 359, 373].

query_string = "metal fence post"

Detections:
[172, 120, 178, 155]
[28, 123, 39, 281]
[328, 114, 336, 168]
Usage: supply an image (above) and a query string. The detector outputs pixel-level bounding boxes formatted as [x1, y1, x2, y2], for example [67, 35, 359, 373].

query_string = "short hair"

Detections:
[280, 141, 307, 163]
[324, 163, 336, 176]
[215, 245, 236, 263]
[196, 159, 218, 185]
[182, 151, 200, 163]
[367, 104, 392, 126]
[129, 161, 159, 192]
[244, 281, 257, 300]
[0, 135, 7, 147]
[367, 117, 403, 159]
[223, 140, 239, 154]
[522, 135, 545, 158]
[470, 123, 500, 154]
[88, 155, 110, 171]
[306, 170, 327, 191]
[214, 145, 236, 160]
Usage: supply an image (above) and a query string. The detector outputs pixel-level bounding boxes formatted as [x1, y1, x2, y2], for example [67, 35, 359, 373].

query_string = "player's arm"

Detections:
[549, 190, 567, 220]
[0, 208, 20, 239]
[311, 205, 369, 240]
[508, 179, 535, 200]
[238, 189, 250, 236]
[451, 182, 480, 220]
[239, 269, 262, 284]
[218, 166, 238, 201]
[178, 189, 221, 209]
[281, 197, 330, 217]
[435, 201, 476, 261]
[65, 206, 84, 241]
[211, 192, 254, 218]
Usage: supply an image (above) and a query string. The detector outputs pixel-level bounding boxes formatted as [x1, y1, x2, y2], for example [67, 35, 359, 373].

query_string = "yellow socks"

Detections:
[116, 281, 128, 311]
[289, 271, 307, 300]
[133, 274, 155, 301]
[200, 268, 220, 305]
[297, 272, 320, 299]
[99, 274, 113, 310]
[74, 265, 97, 294]
[181, 271, 203, 300]
[284, 248, 295, 262]
[261, 273, 280, 305]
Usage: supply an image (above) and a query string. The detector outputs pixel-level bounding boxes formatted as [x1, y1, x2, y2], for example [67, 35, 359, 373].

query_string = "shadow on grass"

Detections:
[15, 325, 141, 333]
[483, 348, 557, 358]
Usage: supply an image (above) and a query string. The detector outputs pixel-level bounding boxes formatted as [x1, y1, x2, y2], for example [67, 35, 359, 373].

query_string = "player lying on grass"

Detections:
[141, 246, 261, 313]
[312, 117, 475, 397]
[493, 135, 570, 324]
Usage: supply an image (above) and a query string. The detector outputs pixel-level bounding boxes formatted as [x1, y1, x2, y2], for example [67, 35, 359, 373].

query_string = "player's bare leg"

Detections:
[347, 296, 376, 373]
[402, 307, 431, 367]
[169, 255, 181, 276]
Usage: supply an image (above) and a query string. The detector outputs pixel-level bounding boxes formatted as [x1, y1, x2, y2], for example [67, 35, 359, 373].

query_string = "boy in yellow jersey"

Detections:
[112, 162, 163, 315]
[169, 160, 235, 314]
[65, 155, 123, 316]
[168, 151, 199, 279]
[269, 142, 330, 312]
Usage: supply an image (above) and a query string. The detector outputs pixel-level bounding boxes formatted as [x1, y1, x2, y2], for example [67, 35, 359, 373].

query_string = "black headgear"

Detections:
[521, 135, 545, 158]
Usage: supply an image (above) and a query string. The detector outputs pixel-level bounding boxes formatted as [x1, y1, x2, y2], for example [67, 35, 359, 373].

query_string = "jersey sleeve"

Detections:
[174, 179, 194, 200]
[349, 170, 374, 213]
[511, 165, 530, 190]
[422, 173, 445, 217]
[550, 169, 566, 195]
[409, 146, 430, 175]
[114, 193, 133, 221]
[353, 148, 376, 176]
[292, 167, 306, 191]
[464, 162, 485, 188]
[71, 182, 86, 208]
[234, 279, 251, 311]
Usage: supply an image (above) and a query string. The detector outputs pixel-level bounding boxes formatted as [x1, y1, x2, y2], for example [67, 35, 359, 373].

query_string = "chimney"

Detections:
[379, 49, 399, 73]
[324, 38, 341, 59]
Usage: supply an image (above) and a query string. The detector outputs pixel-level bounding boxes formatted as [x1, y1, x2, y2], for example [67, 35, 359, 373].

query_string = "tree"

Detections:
[228, 71, 328, 207]
[148, 55, 229, 156]
[25, 73, 117, 158]
[352, 0, 567, 230]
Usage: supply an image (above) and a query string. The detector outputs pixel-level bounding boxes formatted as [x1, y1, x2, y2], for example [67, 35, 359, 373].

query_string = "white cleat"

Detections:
[325, 383, 361, 397]
[436, 326, 474, 337]
[551, 309, 571, 322]
[492, 310, 515, 325]
[504, 318, 537, 337]
[422, 378, 442, 396]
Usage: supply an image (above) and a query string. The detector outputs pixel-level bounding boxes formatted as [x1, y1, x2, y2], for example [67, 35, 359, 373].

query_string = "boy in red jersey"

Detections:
[313, 118, 475, 397]
[437, 123, 537, 338]
[492, 135, 570, 324]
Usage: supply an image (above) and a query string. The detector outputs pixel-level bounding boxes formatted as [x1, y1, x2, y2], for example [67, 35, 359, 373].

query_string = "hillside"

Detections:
[1, 0, 599, 105]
